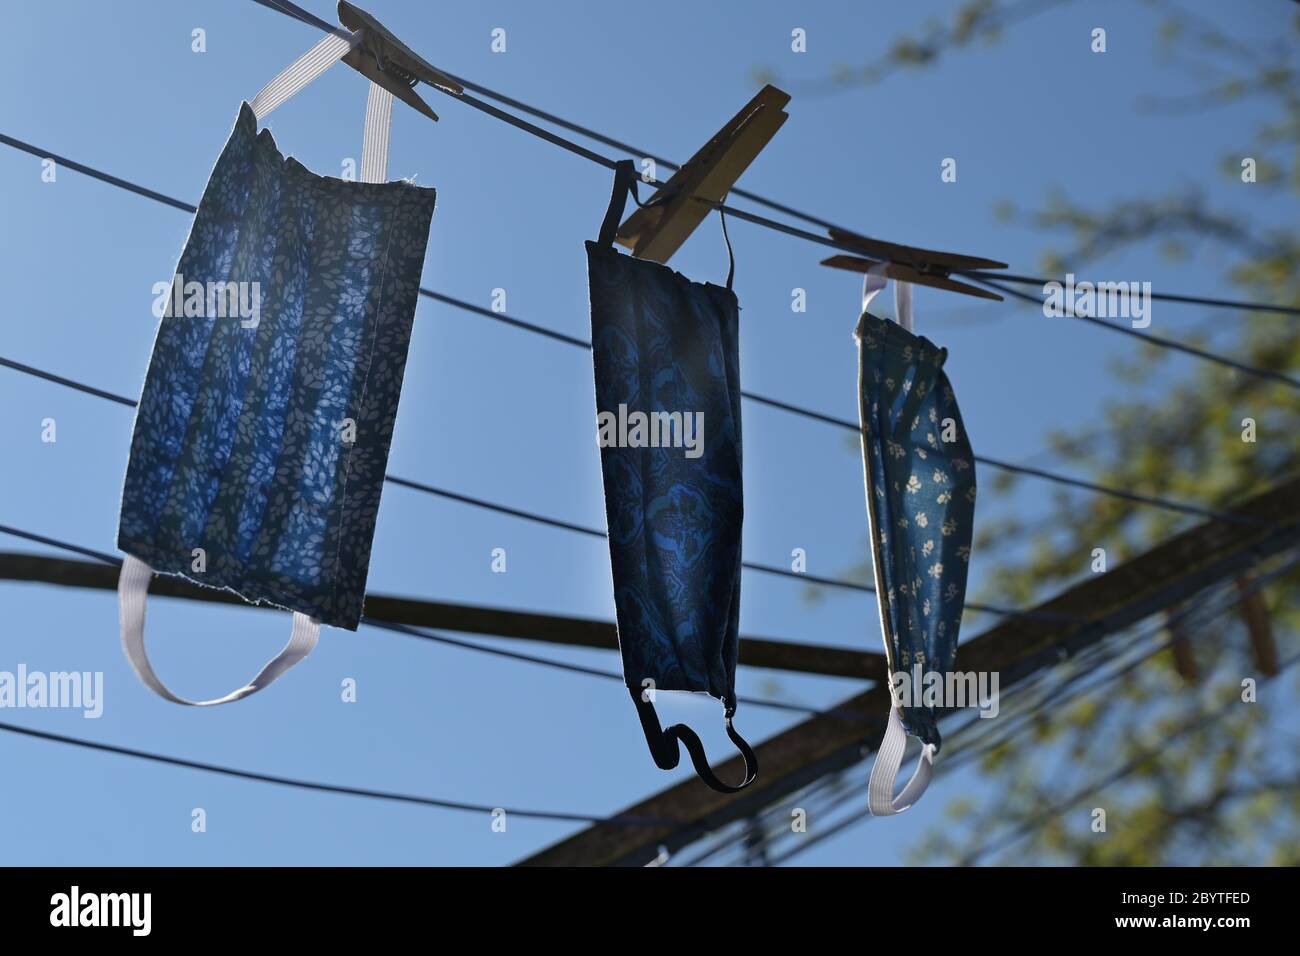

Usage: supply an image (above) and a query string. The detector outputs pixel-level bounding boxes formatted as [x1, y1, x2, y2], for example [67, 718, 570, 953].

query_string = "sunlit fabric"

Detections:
[118, 103, 436, 630]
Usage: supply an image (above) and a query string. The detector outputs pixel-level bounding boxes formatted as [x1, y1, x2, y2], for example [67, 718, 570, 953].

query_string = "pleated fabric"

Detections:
[587, 241, 744, 708]
[118, 102, 436, 630]
[857, 311, 977, 749]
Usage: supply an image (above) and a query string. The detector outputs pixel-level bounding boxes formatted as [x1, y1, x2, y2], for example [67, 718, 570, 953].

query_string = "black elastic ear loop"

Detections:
[719, 191, 736, 290]
[629, 686, 758, 793]
[597, 160, 637, 247]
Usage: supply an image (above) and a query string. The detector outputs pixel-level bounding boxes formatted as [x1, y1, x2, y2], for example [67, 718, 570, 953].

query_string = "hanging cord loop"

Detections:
[598, 161, 738, 290]
[630, 687, 758, 793]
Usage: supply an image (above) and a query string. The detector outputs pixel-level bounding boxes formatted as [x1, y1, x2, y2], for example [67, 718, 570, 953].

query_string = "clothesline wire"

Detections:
[253, 0, 848, 234]
[0, 355, 1130, 625]
[964, 271, 1300, 317]
[971, 277, 1300, 391]
[0, 523, 879, 725]
[253, 0, 1300, 322]
[0, 134, 1275, 527]
[0, 0, 1284, 860]
[0, 354, 1066, 622]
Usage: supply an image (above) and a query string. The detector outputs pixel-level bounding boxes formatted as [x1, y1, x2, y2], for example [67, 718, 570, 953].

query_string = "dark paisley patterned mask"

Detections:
[587, 161, 757, 793]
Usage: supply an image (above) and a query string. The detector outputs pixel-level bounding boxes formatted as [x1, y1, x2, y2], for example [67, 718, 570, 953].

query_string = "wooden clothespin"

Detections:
[336, 1, 464, 122]
[822, 228, 1009, 301]
[615, 85, 791, 264]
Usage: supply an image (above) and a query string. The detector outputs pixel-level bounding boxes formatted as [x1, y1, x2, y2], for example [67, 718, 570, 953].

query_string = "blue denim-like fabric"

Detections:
[587, 242, 744, 709]
[118, 103, 436, 630]
[857, 311, 977, 749]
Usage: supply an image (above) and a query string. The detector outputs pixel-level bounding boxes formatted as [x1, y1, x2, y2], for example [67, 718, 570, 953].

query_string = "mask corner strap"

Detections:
[722, 704, 759, 786]
[861, 261, 890, 314]
[248, 28, 359, 123]
[894, 279, 915, 333]
[629, 684, 682, 771]
[628, 687, 758, 792]
[719, 191, 736, 291]
[360, 81, 394, 184]
[868, 704, 936, 815]
[597, 160, 636, 248]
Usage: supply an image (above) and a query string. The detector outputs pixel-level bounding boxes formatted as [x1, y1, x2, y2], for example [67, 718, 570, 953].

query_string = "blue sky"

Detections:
[0, 0, 1292, 866]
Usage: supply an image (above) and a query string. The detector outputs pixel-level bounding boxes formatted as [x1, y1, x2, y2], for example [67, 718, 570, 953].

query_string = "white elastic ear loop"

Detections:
[246, 28, 392, 183]
[868, 704, 937, 815]
[894, 279, 914, 332]
[861, 266, 915, 333]
[360, 81, 393, 183]
[117, 555, 319, 706]
[249, 29, 360, 122]
[861, 262, 890, 313]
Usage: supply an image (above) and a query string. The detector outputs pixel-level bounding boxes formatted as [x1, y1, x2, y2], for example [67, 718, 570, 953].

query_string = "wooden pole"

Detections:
[0, 551, 886, 681]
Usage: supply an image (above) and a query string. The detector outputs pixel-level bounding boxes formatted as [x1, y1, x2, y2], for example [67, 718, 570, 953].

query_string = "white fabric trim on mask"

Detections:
[249, 29, 360, 121]
[117, 555, 320, 707]
[861, 266, 916, 333]
[895, 279, 914, 332]
[868, 704, 936, 815]
[361, 81, 393, 183]
[861, 262, 889, 313]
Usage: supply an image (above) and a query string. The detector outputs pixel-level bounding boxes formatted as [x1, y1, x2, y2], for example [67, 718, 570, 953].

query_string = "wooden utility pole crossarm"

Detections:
[515, 474, 1300, 866]
[0, 552, 885, 681]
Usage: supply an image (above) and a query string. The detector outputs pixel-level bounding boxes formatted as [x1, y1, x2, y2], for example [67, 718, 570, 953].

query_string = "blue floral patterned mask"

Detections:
[588, 162, 757, 792]
[116, 100, 435, 705]
[856, 300, 976, 814]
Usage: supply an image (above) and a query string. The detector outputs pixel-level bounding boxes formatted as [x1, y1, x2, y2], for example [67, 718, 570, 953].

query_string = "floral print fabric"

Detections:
[856, 311, 977, 749]
[118, 102, 436, 630]
[587, 242, 744, 708]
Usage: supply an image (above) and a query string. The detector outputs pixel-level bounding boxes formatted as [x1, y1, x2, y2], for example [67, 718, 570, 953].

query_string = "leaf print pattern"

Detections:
[587, 242, 743, 709]
[118, 103, 436, 630]
[855, 310, 977, 750]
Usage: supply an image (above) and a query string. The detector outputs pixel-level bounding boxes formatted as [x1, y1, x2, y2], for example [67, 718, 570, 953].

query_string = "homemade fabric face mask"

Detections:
[587, 161, 757, 792]
[117, 31, 436, 705]
[856, 270, 977, 814]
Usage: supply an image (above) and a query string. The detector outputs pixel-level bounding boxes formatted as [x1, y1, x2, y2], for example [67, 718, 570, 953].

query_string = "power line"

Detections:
[960, 649, 1300, 865]
[0, 530, 698, 828]
[0, 138, 1268, 530]
[0, 718, 680, 826]
[689, 607, 1175, 865]
[255, 0, 1300, 319]
[965, 271, 1300, 317]
[941, 553, 1297, 772]
[972, 277, 1300, 391]
[0, 354, 1070, 624]
[0, 524, 883, 725]
[254, 0, 849, 234]
[757, 560, 1296, 866]
[0, 140, 1273, 528]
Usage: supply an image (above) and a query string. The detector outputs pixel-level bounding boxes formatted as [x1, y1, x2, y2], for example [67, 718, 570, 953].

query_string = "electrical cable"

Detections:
[758, 563, 1297, 866]
[0, 353, 1077, 623]
[251, 0, 1300, 318]
[0, 523, 876, 724]
[0, 137, 1274, 527]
